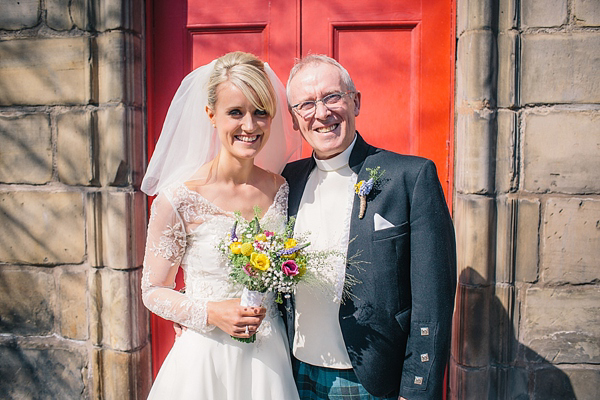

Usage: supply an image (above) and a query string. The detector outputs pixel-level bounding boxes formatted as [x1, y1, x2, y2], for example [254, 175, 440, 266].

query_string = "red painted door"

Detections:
[146, 0, 455, 378]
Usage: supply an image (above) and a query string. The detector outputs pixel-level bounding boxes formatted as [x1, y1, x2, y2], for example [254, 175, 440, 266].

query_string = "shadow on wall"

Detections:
[0, 338, 87, 399]
[451, 267, 576, 400]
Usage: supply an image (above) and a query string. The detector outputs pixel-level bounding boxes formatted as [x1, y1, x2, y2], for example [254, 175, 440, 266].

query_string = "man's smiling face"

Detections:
[288, 63, 361, 160]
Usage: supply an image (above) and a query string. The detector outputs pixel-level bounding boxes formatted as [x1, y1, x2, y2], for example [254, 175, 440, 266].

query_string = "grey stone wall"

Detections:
[0, 1, 151, 398]
[451, 0, 600, 399]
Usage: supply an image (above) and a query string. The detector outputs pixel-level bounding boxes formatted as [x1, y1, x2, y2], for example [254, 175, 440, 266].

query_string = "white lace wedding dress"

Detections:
[142, 182, 299, 400]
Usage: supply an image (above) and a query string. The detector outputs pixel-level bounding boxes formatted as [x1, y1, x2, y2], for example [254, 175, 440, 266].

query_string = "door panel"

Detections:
[147, 0, 454, 379]
[301, 0, 453, 195]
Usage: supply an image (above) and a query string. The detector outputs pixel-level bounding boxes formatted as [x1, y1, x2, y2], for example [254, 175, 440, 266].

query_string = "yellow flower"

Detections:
[230, 242, 242, 254]
[296, 259, 307, 276]
[297, 265, 307, 277]
[354, 180, 364, 194]
[250, 252, 270, 271]
[283, 238, 298, 259]
[255, 233, 267, 242]
[241, 242, 254, 256]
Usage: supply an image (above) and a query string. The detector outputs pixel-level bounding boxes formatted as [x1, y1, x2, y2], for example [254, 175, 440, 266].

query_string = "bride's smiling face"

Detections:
[207, 81, 272, 161]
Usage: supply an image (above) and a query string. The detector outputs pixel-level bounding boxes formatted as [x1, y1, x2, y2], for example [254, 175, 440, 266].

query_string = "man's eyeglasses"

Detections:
[291, 91, 355, 118]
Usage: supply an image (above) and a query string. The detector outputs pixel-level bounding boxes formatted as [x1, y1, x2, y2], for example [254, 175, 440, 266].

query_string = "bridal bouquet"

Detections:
[219, 212, 314, 343]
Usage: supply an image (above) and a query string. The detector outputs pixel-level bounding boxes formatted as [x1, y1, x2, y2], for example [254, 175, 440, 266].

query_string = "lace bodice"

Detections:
[142, 182, 289, 333]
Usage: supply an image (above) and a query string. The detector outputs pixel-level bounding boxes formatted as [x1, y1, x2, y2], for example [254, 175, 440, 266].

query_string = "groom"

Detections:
[281, 55, 456, 399]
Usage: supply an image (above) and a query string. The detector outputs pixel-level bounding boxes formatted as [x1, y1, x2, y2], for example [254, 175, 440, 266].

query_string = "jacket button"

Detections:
[414, 376, 424, 385]
[420, 353, 430, 362]
[420, 327, 430, 336]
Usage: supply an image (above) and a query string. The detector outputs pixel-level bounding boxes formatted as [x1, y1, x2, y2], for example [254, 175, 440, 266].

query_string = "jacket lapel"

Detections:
[287, 157, 316, 218]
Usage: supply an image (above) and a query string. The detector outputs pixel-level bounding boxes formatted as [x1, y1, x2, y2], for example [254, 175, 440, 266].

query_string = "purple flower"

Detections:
[358, 178, 374, 196]
[230, 221, 238, 241]
[276, 242, 310, 257]
[282, 260, 299, 276]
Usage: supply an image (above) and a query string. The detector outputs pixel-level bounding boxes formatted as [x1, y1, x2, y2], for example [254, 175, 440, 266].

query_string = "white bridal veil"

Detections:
[141, 59, 302, 196]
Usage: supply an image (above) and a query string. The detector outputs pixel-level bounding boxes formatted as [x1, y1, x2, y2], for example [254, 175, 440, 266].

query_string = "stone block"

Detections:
[0, 342, 87, 399]
[97, 106, 144, 187]
[93, 344, 152, 399]
[0, 268, 55, 335]
[95, 0, 144, 33]
[90, 268, 147, 350]
[57, 110, 95, 185]
[46, 0, 89, 30]
[0, 37, 91, 106]
[456, 0, 495, 36]
[495, 196, 516, 284]
[58, 269, 88, 340]
[0, 0, 40, 30]
[495, 110, 517, 193]
[96, 32, 143, 105]
[86, 191, 147, 269]
[490, 284, 518, 364]
[523, 111, 600, 193]
[0, 191, 85, 264]
[541, 197, 600, 283]
[456, 30, 497, 105]
[498, 0, 518, 32]
[497, 31, 519, 108]
[452, 282, 492, 367]
[521, 0, 568, 28]
[574, 0, 600, 26]
[521, 33, 600, 104]
[454, 195, 496, 285]
[523, 286, 600, 364]
[0, 113, 52, 184]
[515, 198, 540, 283]
[490, 366, 529, 400]
[533, 366, 580, 400]
[455, 109, 497, 195]
[448, 362, 490, 399]
[564, 366, 600, 400]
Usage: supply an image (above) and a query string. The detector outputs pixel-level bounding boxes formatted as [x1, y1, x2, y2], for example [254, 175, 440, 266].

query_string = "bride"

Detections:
[141, 51, 301, 399]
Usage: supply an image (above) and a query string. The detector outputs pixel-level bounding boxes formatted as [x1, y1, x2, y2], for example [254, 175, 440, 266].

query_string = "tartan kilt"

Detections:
[293, 358, 398, 400]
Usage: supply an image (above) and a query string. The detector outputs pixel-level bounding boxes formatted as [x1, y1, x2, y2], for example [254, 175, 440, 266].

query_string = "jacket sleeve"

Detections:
[399, 160, 457, 399]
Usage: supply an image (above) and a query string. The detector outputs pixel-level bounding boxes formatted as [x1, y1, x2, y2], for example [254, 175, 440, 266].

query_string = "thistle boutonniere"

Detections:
[354, 166, 385, 219]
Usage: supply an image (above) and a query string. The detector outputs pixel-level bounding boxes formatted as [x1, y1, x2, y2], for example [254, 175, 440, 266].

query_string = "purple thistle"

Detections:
[276, 242, 311, 256]
[230, 221, 238, 241]
[358, 178, 374, 196]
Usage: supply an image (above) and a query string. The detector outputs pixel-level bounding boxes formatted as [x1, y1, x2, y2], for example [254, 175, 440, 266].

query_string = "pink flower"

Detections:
[243, 263, 255, 276]
[282, 260, 299, 276]
[264, 231, 274, 237]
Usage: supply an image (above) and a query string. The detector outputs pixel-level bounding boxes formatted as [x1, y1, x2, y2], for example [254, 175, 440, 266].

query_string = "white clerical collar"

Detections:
[313, 134, 357, 172]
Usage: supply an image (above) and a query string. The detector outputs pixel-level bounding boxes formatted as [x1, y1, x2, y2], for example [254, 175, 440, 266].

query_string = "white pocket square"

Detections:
[374, 213, 394, 231]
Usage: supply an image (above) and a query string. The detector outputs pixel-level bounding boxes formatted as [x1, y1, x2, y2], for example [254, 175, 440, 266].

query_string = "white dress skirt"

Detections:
[143, 183, 299, 400]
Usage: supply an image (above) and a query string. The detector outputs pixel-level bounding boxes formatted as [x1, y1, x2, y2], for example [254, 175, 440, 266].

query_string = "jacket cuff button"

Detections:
[420, 327, 430, 336]
[414, 376, 424, 385]
[420, 353, 430, 362]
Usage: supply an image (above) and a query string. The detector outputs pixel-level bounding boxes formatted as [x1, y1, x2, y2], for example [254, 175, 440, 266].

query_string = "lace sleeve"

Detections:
[141, 191, 214, 333]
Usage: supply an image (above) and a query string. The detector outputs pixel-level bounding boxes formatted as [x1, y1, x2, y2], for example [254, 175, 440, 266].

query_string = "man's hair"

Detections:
[286, 54, 356, 105]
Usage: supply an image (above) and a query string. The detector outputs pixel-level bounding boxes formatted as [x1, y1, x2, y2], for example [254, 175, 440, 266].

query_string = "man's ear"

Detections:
[205, 106, 216, 126]
[353, 91, 361, 117]
[289, 107, 300, 131]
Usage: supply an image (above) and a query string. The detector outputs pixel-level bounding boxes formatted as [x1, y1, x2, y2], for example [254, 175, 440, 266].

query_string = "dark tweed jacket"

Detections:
[280, 133, 456, 399]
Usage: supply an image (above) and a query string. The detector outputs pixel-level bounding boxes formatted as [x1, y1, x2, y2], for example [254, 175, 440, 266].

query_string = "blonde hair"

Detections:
[207, 51, 277, 117]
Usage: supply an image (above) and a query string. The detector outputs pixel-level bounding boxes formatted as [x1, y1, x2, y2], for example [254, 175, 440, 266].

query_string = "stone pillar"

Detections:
[0, 1, 151, 398]
[451, 0, 600, 399]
